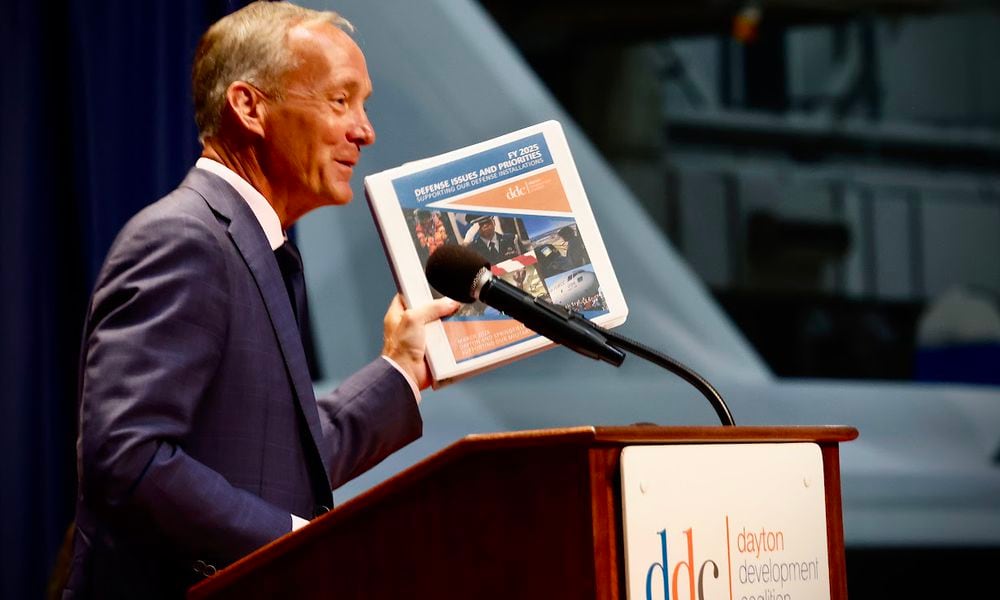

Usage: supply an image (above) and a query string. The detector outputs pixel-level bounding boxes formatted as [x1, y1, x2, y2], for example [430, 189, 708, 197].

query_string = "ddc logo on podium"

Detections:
[645, 528, 722, 600]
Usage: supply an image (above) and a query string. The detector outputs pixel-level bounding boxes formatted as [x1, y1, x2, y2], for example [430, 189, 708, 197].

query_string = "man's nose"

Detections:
[350, 112, 375, 146]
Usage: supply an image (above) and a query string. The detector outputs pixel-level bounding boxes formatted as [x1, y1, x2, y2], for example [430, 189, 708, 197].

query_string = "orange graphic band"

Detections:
[441, 168, 570, 213]
[443, 319, 537, 361]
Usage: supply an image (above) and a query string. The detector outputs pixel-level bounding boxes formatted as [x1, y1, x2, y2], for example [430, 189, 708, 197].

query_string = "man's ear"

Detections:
[224, 81, 267, 138]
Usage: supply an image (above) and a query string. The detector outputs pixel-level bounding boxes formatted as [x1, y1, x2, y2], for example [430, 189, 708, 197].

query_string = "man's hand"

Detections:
[382, 294, 461, 390]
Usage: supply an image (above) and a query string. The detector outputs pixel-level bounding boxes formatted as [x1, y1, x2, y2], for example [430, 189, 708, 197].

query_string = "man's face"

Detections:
[262, 23, 375, 220]
[478, 219, 495, 239]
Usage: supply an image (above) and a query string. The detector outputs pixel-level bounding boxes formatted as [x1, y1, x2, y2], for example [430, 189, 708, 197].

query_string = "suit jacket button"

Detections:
[204, 564, 217, 576]
[313, 504, 331, 518]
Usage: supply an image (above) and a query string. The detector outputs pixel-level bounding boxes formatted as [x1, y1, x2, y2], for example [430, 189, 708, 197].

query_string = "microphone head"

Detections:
[425, 244, 490, 303]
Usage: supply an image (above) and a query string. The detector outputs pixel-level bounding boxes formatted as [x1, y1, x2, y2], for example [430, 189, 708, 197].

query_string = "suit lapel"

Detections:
[180, 169, 333, 487]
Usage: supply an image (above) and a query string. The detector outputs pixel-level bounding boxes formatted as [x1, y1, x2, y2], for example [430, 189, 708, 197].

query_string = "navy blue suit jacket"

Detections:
[64, 169, 422, 598]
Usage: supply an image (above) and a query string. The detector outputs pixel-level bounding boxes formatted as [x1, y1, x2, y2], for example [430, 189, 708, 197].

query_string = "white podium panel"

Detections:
[621, 443, 830, 600]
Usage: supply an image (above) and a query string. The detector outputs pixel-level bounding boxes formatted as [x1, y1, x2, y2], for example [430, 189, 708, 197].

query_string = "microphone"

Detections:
[425, 244, 625, 366]
[425, 243, 736, 426]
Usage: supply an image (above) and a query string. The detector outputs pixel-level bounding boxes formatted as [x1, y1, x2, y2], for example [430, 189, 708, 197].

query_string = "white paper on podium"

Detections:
[620, 443, 831, 600]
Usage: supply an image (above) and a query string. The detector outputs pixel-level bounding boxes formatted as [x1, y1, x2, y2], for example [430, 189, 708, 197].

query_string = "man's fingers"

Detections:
[382, 295, 462, 390]
[383, 294, 405, 326]
[407, 297, 461, 325]
[389, 292, 407, 312]
[384, 294, 460, 330]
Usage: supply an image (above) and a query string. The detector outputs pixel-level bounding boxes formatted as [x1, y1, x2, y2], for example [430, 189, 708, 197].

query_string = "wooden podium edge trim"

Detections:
[593, 424, 858, 444]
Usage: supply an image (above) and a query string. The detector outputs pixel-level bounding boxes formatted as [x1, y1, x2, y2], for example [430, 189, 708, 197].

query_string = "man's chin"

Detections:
[323, 183, 354, 206]
[310, 187, 353, 209]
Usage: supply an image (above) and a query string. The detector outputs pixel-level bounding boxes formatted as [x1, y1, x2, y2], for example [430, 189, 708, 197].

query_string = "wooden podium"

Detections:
[189, 425, 857, 600]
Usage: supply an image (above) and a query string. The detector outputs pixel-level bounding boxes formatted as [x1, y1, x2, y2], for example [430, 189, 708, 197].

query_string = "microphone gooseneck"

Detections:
[596, 326, 734, 427]
[425, 244, 735, 426]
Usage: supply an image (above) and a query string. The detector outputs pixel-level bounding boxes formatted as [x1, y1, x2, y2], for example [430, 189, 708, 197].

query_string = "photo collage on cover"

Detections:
[405, 208, 609, 319]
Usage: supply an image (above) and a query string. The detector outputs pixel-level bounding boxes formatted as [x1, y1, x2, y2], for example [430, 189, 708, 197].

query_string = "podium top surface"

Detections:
[463, 424, 858, 448]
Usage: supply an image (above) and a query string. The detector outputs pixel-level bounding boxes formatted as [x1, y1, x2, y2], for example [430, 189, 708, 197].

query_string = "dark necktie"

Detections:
[274, 239, 321, 379]
[273, 239, 328, 509]
[275, 240, 306, 326]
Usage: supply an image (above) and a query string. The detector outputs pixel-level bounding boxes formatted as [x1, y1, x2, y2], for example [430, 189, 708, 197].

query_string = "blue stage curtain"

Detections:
[1, 1, 251, 596]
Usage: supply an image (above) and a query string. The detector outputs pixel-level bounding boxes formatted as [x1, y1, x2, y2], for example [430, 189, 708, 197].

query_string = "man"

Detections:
[465, 215, 521, 265]
[64, 3, 457, 598]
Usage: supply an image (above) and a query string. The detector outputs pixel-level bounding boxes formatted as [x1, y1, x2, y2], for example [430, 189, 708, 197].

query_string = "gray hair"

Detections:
[192, 1, 354, 143]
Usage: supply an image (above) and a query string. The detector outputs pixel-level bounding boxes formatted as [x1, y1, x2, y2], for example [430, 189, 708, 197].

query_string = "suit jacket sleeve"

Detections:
[315, 358, 423, 490]
[79, 211, 290, 563]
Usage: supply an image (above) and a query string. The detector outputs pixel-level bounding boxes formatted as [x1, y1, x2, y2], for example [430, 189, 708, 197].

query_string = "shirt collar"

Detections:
[196, 157, 285, 251]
